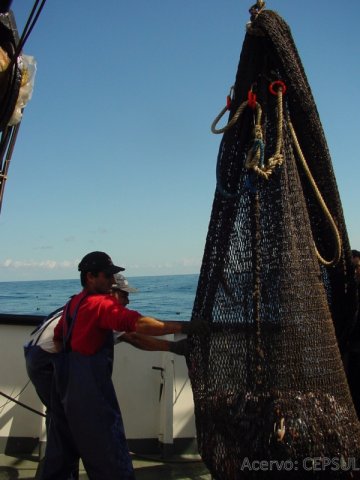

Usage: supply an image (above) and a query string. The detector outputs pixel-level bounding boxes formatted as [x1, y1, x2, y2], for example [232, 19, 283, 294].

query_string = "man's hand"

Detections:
[180, 318, 210, 335]
[169, 338, 189, 356]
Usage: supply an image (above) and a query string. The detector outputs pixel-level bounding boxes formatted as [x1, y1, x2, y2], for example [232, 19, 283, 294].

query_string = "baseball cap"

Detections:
[78, 251, 125, 274]
[111, 273, 138, 293]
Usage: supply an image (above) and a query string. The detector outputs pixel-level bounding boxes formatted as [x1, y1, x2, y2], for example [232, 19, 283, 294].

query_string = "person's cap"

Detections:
[111, 273, 138, 293]
[78, 251, 125, 274]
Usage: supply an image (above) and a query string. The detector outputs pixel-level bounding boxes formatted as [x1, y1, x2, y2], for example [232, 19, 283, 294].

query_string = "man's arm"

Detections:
[121, 332, 188, 356]
[121, 332, 171, 351]
[134, 316, 208, 336]
[134, 316, 183, 336]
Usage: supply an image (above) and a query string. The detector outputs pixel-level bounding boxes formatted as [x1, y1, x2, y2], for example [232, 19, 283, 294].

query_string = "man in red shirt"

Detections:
[41, 251, 195, 480]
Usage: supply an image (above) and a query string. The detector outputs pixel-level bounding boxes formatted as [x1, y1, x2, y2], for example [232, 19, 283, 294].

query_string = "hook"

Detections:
[249, 1, 266, 21]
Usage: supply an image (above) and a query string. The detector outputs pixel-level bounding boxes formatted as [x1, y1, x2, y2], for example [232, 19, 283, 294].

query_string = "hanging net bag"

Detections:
[187, 5, 360, 479]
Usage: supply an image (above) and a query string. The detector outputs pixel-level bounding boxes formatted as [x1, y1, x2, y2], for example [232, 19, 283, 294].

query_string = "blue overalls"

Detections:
[24, 307, 64, 410]
[41, 294, 135, 480]
[25, 307, 80, 480]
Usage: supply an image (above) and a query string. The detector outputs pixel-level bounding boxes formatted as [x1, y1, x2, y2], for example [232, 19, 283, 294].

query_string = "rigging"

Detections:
[0, 0, 47, 212]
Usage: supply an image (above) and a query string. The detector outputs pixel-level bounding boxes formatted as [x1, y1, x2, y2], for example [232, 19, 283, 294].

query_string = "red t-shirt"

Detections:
[54, 291, 140, 355]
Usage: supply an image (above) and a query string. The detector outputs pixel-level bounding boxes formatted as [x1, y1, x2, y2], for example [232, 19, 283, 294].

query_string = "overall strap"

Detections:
[25, 305, 65, 349]
[33, 311, 63, 347]
[30, 305, 64, 336]
[63, 293, 88, 351]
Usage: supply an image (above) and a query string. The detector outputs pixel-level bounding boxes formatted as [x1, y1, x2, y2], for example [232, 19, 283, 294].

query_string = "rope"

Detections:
[288, 121, 342, 267]
[0, 390, 45, 417]
[212, 82, 341, 264]
[269, 83, 284, 161]
[0, 381, 45, 418]
[245, 83, 284, 179]
[211, 100, 250, 135]
[212, 84, 286, 202]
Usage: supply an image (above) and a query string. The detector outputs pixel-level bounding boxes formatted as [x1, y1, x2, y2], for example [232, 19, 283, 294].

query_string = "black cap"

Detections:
[78, 251, 125, 274]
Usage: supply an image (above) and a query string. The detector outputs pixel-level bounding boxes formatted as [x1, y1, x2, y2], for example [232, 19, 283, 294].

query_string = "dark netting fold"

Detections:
[187, 10, 360, 479]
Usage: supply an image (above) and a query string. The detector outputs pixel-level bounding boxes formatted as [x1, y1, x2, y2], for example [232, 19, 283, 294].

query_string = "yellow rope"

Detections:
[211, 100, 249, 135]
[211, 83, 340, 266]
[289, 121, 342, 267]
[211, 86, 284, 179]
[256, 0, 266, 9]
[268, 88, 284, 166]
[246, 87, 284, 179]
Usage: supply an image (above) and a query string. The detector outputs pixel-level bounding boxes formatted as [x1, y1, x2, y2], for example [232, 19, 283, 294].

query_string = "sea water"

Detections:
[0, 274, 199, 320]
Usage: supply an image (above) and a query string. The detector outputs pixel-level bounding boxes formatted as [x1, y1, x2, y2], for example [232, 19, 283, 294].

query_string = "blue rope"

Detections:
[216, 157, 257, 198]
[251, 138, 265, 167]
[216, 142, 262, 198]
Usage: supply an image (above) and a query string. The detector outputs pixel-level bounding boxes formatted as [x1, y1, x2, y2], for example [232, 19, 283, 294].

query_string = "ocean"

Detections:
[0, 274, 199, 320]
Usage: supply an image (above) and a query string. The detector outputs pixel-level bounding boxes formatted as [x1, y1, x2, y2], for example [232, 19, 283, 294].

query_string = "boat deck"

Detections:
[0, 452, 212, 479]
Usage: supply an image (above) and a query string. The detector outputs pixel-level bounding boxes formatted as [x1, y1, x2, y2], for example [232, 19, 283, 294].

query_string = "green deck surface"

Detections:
[0, 453, 212, 479]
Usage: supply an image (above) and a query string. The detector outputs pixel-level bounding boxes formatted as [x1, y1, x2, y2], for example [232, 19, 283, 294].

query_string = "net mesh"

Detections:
[187, 10, 360, 479]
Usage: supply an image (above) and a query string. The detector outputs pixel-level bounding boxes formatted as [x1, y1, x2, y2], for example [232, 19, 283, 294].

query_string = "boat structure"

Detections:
[0, 312, 200, 458]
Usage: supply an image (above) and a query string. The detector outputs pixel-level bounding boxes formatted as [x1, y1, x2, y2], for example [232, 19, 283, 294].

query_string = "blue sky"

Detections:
[0, 0, 359, 281]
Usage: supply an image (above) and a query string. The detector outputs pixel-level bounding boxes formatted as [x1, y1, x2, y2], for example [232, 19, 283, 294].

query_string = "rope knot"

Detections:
[268, 153, 283, 168]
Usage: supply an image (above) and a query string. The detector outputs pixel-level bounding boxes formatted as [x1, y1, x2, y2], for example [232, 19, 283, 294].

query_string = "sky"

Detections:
[0, 0, 359, 281]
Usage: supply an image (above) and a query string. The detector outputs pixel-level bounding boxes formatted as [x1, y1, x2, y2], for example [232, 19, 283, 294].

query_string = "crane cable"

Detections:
[8, 0, 48, 69]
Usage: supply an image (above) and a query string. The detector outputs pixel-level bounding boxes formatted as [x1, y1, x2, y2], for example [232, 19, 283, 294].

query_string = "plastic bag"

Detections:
[8, 54, 37, 126]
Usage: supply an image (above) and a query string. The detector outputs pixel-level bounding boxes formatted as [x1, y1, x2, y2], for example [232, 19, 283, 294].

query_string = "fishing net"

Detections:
[187, 8, 360, 479]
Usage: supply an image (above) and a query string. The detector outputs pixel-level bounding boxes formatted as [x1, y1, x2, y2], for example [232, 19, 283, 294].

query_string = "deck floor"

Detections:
[0, 452, 212, 479]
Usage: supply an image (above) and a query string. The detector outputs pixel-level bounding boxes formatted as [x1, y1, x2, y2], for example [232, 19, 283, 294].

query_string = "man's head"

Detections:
[110, 273, 137, 306]
[352, 250, 360, 284]
[78, 251, 124, 293]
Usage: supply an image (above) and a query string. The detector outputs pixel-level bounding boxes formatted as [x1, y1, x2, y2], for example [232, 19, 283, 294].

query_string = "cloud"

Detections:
[0, 259, 77, 270]
[179, 257, 201, 268]
[0, 257, 201, 279]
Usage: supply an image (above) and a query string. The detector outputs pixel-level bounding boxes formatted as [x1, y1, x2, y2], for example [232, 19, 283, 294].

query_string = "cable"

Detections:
[0, 380, 31, 410]
[0, 387, 46, 417]
[8, 0, 48, 68]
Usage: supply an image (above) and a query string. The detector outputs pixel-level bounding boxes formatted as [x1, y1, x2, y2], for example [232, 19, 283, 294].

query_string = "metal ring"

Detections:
[269, 80, 287, 96]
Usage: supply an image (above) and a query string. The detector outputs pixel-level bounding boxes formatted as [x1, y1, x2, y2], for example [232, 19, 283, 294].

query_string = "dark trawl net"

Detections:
[187, 9, 360, 479]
